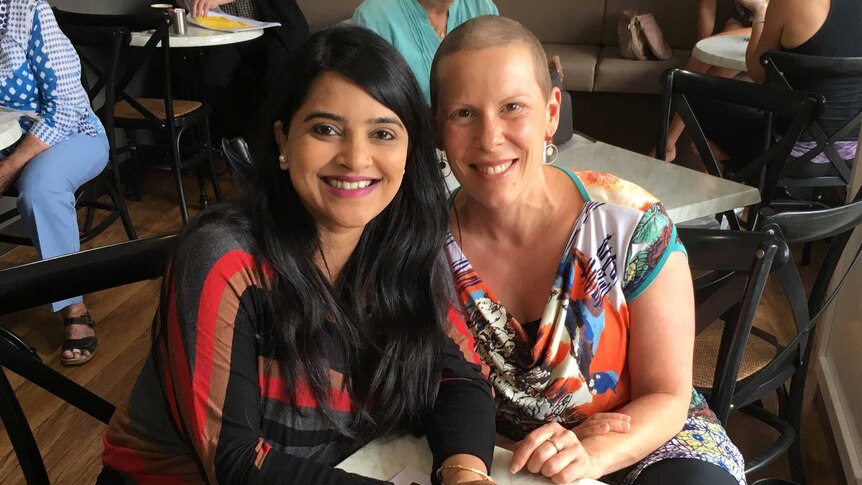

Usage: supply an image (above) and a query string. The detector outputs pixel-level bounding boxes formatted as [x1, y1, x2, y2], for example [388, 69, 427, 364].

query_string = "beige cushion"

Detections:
[543, 44, 600, 92]
[297, 0, 363, 32]
[693, 321, 779, 389]
[497, 0, 604, 45]
[593, 46, 689, 94]
[602, 0, 699, 49]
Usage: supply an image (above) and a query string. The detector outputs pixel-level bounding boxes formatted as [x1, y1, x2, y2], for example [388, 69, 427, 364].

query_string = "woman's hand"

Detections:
[186, 0, 226, 18]
[549, 55, 564, 82]
[509, 422, 604, 484]
[574, 413, 631, 439]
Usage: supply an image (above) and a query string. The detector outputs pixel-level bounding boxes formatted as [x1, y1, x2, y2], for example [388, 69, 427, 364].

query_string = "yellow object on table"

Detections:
[192, 16, 251, 30]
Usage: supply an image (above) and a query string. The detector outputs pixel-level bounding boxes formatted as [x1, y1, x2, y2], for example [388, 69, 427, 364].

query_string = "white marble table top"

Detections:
[130, 24, 262, 48]
[557, 134, 761, 223]
[692, 34, 749, 72]
[337, 433, 606, 485]
[0, 120, 22, 151]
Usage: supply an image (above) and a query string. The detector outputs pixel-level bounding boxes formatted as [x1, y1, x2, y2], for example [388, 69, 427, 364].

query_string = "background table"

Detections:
[557, 134, 760, 222]
[130, 24, 262, 48]
[0, 120, 22, 151]
[337, 433, 606, 485]
[692, 34, 749, 71]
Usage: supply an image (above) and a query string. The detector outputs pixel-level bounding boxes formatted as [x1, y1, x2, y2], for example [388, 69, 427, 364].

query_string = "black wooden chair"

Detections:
[685, 193, 862, 484]
[53, 9, 223, 224]
[657, 68, 824, 229]
[0, 233, 176, 484]
[220, 137, 254, 190]
[761, 51, 862, 195]
[59, 21, 138, 243]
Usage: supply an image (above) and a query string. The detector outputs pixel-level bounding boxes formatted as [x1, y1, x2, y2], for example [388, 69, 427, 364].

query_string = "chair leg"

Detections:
[81, 183, 97, 234]
[203, 116, 223, 203]
[0, 369, 50, 485]
[172, 128, 190, 224]
[197, 167, 208, 210]
[109, 168, 137, 240]
[126, 130, 143, 202]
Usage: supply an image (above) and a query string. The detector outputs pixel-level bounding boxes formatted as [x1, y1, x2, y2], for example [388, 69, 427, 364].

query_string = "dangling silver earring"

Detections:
[542, 141, 558, 165]
[438, 151, 452, 177]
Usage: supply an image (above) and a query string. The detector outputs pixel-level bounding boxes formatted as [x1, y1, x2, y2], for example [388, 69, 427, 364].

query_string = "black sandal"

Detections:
[61, 313, 97, 366]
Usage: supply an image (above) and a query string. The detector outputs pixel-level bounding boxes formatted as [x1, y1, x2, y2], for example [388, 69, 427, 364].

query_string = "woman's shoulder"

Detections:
[172, 204, 258, 276]
[352, 0, 402, 22]
[456, 0, 500, 17]
[571, 170, 661, 214]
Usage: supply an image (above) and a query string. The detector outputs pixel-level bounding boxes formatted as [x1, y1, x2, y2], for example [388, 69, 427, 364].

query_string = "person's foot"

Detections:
[649, 144, 677, 162]
[61, 304, 96, 365]
[691, 139, 730, 163]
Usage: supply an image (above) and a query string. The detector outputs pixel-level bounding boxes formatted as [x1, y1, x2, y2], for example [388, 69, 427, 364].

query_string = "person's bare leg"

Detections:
[61, 302, 94, 362]
[651, 25, 751, 162]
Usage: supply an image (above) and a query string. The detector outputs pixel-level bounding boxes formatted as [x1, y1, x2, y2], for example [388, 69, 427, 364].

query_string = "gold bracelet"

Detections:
[435, 463, 494, 484]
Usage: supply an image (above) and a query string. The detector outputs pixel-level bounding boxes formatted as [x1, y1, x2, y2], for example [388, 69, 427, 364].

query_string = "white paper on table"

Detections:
[389, 467, 432, 485]
[0, 106, 39, 124]
[186, 10, 280, 33]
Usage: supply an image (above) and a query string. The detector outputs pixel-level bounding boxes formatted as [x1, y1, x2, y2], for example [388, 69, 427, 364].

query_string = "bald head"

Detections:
[430, 15, 552, 108]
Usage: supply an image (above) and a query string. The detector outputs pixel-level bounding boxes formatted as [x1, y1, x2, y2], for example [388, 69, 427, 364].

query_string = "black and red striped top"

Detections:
[102, 221, 495, 484]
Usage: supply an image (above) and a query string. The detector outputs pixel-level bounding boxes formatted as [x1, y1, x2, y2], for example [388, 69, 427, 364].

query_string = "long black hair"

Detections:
[164, 25, 452, 440]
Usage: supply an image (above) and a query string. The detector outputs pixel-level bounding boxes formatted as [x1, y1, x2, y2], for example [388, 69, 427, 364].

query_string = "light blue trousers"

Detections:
[7, 132, 109, 312]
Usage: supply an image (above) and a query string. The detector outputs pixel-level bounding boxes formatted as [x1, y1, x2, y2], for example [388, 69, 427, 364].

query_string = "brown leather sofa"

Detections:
[296, 0, 723, 95]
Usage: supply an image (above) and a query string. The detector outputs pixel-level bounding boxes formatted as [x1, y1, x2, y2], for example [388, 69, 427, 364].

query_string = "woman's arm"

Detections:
[422, 306, 497, 485]
[161, 235, 384, 485]
[184, 0, 235, 18]
[745, 0, 784, 82]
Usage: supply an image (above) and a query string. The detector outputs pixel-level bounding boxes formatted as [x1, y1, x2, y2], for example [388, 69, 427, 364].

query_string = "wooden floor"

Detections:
[0, 170, 847, 484]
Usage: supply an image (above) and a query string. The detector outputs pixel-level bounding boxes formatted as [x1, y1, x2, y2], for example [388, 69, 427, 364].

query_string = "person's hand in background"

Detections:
[185, 0, 228, 18]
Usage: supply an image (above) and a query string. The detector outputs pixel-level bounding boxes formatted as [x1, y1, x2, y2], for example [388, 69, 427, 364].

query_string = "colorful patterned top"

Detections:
[446, 167, 747, 484]
[0, 0, 103, 146]
[447, 168, 685, 438]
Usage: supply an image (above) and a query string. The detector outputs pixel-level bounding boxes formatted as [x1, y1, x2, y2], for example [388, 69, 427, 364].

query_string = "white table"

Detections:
[0, 120, 22, 151]
[556, 134, 760, 223]
[337, 433, 606, 485]
[692, 34, 749, 72]
[130, 24, 262, 48]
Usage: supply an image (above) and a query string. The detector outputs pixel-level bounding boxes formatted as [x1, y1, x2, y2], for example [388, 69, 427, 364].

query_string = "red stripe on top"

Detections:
[102, 435, 192, 485]
[191, 250, 257, 445]
[447, 304, 481, 365]
[258, 375, 353, 413]
[165, 282, 198, 444]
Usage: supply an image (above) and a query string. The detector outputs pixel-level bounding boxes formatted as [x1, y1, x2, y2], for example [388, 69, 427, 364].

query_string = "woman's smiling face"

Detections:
[434, 44, 560, 209]
[275, 71, 409, 233]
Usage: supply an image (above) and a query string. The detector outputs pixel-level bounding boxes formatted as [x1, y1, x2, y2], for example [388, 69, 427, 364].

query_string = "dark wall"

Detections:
[49, 0, 153, 15]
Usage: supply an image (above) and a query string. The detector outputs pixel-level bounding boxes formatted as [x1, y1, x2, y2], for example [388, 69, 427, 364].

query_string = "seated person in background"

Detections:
[0, 0, 109, 366]
[746, 0, 862, 174]
[654, 0, 768, 162]
[352, 0, 499, 105]
[179, 0, 308, 143]
[100, 26, 496, 485]
[431, 16, 746, 485]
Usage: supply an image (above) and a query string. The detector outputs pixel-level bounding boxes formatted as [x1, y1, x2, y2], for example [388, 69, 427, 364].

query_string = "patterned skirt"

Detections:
[603, 390, 747, 484]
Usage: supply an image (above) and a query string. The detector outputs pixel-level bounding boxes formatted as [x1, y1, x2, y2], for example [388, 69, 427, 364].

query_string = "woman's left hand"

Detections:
[509, 422, 603, 484]
[0, 159, 25, 196]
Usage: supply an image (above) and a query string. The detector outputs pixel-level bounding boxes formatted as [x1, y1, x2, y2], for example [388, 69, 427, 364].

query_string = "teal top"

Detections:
[352, 0, 499, 103]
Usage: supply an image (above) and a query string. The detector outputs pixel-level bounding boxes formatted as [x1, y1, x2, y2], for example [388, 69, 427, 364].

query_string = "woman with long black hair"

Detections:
[99, 25, 495, 485]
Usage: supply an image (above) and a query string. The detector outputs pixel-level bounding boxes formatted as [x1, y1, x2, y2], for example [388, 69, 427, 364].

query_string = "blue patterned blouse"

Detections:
[0, 0, 102, 147]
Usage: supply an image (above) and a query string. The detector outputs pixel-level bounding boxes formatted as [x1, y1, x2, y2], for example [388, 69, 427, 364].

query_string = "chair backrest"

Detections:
[762, 51, 862, 187]
[0, 233, 176, 484]
[678, 227, 789, 424]
[53, 8, 177, 129]
[53, 14, 131, 161]
[658, 69, 825, 214]
[220, 137, 255, 189]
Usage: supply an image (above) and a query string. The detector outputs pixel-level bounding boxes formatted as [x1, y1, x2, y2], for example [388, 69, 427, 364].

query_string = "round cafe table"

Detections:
[0, 120, 22, 151]
[130, 24, 262, 48]
[693, 33, 750, 72]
